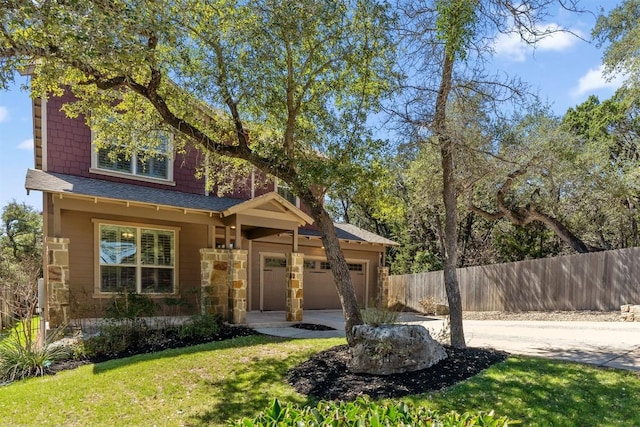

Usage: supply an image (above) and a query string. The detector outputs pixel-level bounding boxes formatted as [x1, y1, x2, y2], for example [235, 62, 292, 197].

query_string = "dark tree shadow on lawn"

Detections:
[91, 334, 286, 374]
[186, 353, 315, 426]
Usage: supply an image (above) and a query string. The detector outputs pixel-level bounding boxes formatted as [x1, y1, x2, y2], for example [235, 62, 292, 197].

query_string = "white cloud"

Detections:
[0, 106, 8, 123]
[17, 138, 33, 150]
[494, 33, 527, 62]
[571, 65, 626, 97]
[494, 24, 583, 62]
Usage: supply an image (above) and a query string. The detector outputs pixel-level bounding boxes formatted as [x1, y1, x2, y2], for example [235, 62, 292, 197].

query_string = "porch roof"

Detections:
[300, 223, 398, 246]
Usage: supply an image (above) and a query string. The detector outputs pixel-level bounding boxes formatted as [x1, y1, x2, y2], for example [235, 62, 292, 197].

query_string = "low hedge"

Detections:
[232, 397, 517, 426]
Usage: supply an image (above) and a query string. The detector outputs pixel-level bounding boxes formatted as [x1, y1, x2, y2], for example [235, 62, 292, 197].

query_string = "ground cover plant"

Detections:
[1, 336, 639, 426]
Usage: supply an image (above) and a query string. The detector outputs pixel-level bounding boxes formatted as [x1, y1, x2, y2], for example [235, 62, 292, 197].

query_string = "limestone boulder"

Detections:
[347, 324, 447, 375]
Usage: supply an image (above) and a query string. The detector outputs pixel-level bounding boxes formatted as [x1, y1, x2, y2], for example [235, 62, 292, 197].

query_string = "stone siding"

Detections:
[200, 248, 247, 324]
[46, 237, 70, 328]
[378, 266, 390, 308]
[286, 253, 304, 321]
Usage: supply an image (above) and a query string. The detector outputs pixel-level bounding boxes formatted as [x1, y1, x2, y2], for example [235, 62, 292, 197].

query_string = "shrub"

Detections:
[83, 319, 150, 358]
[82, 314, 223, 360]
[232, 398, 517, 426]
[360, 307, 399, 327]
[104, 291, 157, 319]
[419, 296, 450, 316]
[0, 334, 72, 383]
[178, 314, 221, 341]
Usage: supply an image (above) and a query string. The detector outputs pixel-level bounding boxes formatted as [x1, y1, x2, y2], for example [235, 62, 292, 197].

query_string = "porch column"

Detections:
[45, 237, 70, 328]
[229, 249, 248, 324]
[200, 248, 248, 324]
[286, 252, 304, 321]
[200, 248, 230, 317]
[378, 266, 390, 308]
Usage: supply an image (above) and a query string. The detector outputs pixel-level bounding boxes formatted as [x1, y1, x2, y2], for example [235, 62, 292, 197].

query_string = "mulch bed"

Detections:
[291, 323, 337, 331]
[287, 344, 508, 401]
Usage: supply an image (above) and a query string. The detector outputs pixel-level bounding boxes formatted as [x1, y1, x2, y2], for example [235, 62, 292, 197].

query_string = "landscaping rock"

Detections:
[347, 324, 447, 375]
[621, 312, 635, 322]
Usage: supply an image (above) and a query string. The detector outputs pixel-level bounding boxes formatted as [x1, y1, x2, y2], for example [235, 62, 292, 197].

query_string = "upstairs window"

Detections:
[91, 131, 174, 183]
[276, 178, 298, 207]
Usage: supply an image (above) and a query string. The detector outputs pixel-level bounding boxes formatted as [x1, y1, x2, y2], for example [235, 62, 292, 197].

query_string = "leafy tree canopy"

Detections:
[0, 0, 398, 341]
[0, 201, 41, 261]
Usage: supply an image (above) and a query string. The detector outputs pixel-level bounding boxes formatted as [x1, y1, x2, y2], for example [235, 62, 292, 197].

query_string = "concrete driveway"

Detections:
[247, 310, 640, 371]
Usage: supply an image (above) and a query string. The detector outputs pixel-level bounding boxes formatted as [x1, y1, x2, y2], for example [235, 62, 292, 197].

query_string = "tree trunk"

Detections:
[300, 191, 363, 344]
[440, 140, 466, 349]
[433, 51, 466, 349]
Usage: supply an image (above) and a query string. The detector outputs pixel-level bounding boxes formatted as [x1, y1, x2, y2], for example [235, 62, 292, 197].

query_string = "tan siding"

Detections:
[61, 210, 97, 318]
[60, 209, 207, 318]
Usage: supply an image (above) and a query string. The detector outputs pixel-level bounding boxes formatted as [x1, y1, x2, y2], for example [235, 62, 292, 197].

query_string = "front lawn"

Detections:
[0, 336, 638, 426]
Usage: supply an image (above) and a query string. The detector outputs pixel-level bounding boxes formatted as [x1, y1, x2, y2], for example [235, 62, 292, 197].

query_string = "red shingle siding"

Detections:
[46, 93, 92, 176]
[45, 92, 207, 195]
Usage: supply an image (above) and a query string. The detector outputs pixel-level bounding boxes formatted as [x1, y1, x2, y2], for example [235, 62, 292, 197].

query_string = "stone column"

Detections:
[286, 252, 304, 321]
[45, 237, 70, 328]
[200, 248, 248, 324]
[200, 248, 230, 317]
[378, 266, 390, 308]
[229, 249, 248, 324]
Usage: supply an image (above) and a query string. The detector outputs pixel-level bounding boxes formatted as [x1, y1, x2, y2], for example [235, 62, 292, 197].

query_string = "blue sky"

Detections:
[0, 1, 626, 212]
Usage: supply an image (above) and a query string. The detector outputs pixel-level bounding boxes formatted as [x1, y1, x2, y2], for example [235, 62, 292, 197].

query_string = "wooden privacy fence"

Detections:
[388, 247, 640, 312]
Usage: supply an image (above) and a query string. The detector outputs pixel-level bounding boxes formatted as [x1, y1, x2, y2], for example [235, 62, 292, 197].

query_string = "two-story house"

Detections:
[24, 91, 396, 328]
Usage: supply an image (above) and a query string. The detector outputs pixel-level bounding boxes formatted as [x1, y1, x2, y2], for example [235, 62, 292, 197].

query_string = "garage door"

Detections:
[262, 257, 287, 310]
[261, 256, 366, 310]
[304, 261, 366, 309]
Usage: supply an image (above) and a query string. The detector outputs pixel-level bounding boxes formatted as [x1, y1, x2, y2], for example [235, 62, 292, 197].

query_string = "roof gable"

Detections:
[221, 192, 313, 226]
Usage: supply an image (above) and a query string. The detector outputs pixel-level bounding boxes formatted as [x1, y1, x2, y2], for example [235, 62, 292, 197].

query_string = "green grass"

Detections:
[0, 317, 40, 346]
[407, 356, 640, 426]
[0, 336, 639, 426]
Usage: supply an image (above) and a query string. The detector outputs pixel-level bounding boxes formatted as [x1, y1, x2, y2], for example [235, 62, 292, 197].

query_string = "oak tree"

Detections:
[0, 0, 395, 342]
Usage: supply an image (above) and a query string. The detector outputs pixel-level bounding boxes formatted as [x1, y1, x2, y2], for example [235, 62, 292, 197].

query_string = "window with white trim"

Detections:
[275, 178, 299, 207]
[98, 223, 176, 294]
[91, 131, 174, 182]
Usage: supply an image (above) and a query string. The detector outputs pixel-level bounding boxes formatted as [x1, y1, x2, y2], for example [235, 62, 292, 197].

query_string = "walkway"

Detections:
[247, 310, 640, 371]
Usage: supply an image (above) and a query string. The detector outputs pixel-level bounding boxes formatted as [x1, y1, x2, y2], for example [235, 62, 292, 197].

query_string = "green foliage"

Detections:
[360, 307, 399, 327]
[435, 0, 477, 60]
[82, 319, 151, 358]
[232, 397, 515, 426]
[0, 333, 71, 383]
[82, 314, 223, 359]
[177, 314, 221, 341]
[104, 291, 157, 319]
[0, 201, 42, 260]
[593, 0, 640, 95]
[493, 223, 561, 263]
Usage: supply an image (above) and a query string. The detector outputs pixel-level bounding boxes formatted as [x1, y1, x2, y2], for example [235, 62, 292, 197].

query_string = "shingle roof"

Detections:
[299, 223, 398, 246]
[25, 169, 397, 246]
[24, 169, 244, 212]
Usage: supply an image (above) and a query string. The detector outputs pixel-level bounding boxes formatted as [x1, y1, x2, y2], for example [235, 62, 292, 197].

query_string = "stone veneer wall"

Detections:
[46, 237, 70, 328]
[200, 248, 247, 324]
[286, 253, 304, 321]
[229, 250, 248, 324]
[378, 267, 390, 308]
